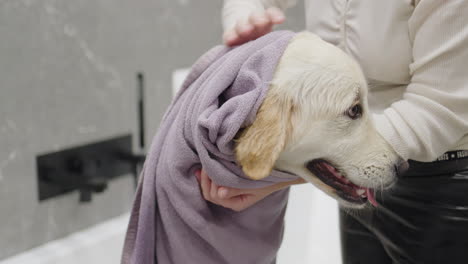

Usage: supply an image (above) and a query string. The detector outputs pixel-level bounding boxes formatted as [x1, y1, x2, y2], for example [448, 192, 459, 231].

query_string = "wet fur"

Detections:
[235, 32, 402, 208]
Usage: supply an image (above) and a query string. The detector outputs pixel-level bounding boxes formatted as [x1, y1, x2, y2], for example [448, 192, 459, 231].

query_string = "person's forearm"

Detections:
[373, 0, 468, 162]
[222, 0, 296, 31]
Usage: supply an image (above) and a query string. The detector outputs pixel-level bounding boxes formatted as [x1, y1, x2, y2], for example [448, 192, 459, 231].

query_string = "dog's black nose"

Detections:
[395, 160, 409, 176]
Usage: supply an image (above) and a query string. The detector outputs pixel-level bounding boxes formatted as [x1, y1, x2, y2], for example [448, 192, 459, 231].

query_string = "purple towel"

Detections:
[122, 31, 299, 264]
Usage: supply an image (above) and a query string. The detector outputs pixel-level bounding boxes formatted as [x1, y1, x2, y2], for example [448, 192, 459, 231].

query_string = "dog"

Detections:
[235, 32, 407, 208]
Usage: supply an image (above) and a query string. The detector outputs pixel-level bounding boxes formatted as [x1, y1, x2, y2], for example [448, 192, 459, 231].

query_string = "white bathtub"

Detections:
[0, 215, 128, 264]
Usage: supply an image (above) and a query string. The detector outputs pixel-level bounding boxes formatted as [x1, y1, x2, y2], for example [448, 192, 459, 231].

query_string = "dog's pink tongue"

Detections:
[366, 189, 378, 207]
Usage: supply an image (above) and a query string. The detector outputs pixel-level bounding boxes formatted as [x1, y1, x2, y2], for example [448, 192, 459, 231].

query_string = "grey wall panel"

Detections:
[0, 0, 304, 260]
[0, 0, 139, 259]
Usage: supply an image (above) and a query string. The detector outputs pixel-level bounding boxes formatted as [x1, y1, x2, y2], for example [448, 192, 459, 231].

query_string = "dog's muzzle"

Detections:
[306, 159, 378, 206]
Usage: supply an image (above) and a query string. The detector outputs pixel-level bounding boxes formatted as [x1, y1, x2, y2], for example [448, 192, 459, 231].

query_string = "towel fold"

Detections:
[122, 30, 298, 264]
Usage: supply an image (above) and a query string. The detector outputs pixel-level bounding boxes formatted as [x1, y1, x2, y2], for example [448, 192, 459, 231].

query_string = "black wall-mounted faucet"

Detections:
[36, 72, 148, 202]
[37, 135, 137, 202]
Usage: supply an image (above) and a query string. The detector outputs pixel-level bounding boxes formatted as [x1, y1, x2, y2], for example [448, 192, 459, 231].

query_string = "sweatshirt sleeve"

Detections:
[372, 0, 468, 162]
[222, 0, 297, 31]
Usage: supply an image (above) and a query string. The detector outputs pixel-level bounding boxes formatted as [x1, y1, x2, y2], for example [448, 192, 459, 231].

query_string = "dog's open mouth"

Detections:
[306, 159, 377, 206]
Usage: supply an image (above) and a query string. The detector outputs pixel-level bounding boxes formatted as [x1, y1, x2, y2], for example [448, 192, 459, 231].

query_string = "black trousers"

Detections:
[340, 157, 468, 264]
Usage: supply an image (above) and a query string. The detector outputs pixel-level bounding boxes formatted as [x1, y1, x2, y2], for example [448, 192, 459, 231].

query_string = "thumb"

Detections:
[195, 169, 201, 182]
[217, 186, 247, 199]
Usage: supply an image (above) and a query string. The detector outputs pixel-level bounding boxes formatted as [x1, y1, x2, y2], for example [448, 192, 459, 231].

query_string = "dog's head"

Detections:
[235, 32, 407, 208]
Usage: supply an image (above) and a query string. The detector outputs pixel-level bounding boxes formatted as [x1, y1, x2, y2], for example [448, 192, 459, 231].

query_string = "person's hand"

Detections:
[223, 7, 286, 46]
[195, 169, 305, 212]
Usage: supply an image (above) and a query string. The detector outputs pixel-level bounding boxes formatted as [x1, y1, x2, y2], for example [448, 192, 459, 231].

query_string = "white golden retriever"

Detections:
[235, 32, 407, 208]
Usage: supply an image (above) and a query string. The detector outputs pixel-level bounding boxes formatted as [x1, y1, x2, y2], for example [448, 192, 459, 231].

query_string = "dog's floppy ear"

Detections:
[235, 92, 294, 180]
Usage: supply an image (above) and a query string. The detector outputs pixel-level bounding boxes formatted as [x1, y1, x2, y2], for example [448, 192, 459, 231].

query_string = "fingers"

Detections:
[210, 177, 219, 199]
[197, 170, 250, 211]
[200, 170, 212, 202]
[223, 8, 285, 46]
[222, 29, 238, 46]
[249, 12, 271, 33]
[248, 13, 273, 40]
[265, 7, 285, 24]
[195, 169, 201, 182]
[222, 22, 251, 46]
[199, 170, 234, 202]
[235, 20, 255, 38]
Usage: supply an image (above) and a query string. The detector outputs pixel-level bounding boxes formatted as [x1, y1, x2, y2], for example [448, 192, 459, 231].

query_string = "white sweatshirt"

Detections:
[223, 0, 468, 162]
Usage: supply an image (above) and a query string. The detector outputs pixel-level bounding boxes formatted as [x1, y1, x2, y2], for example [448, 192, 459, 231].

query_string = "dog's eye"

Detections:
[347, 104, 362, 119]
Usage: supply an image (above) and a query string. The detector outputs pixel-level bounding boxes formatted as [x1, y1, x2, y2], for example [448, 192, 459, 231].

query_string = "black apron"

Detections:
[340, 150, 468, 264]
